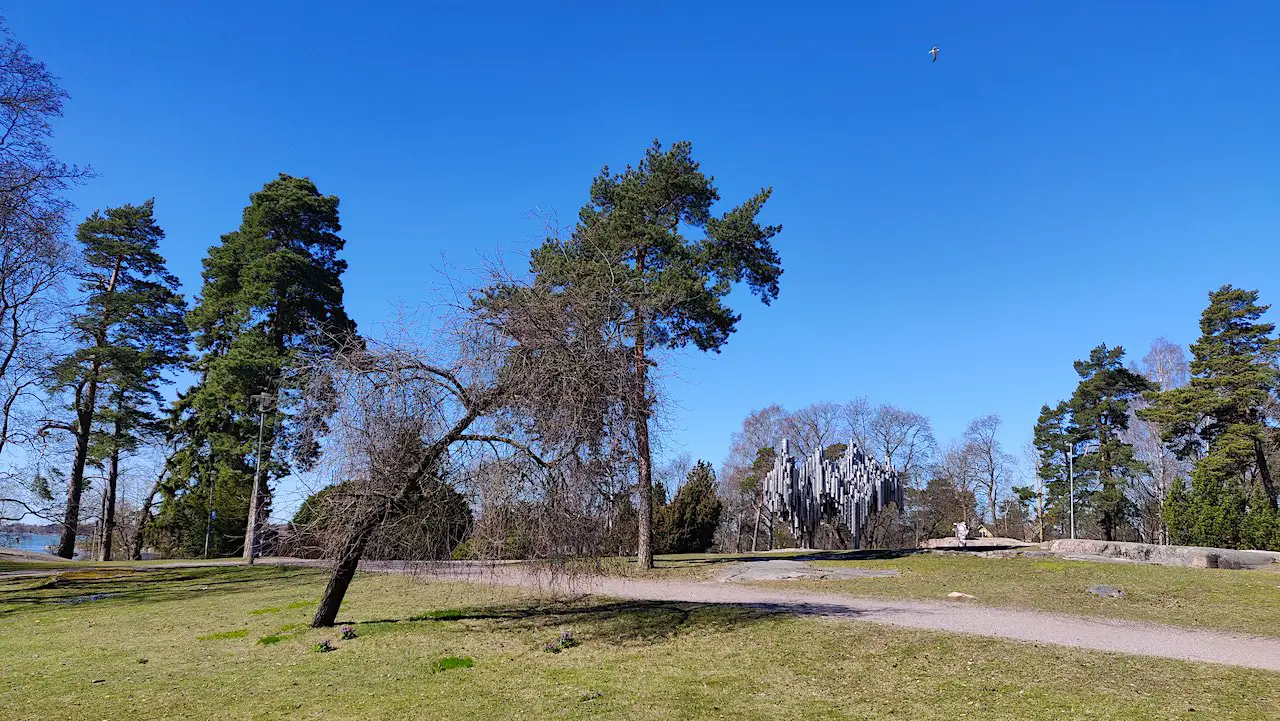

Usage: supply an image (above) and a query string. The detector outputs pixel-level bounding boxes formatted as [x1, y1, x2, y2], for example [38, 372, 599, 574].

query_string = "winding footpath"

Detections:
[350, 559, 1280, 673]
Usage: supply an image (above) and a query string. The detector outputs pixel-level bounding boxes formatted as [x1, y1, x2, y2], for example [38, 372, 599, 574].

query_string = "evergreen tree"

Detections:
[1032, 401, 1075, 537]
[1067, 344, 1155, 541]
[160, 175, 355, 557]
[526, 140, 782, 568]
[46, 201, 187, 558]
[1142, 286, 1279, 548]
[654, 460, 723, 554]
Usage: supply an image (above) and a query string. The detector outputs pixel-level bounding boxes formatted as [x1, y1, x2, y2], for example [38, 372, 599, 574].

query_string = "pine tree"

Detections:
[526, 141, 782, 568]
[1142, 286, 1280, 548]
[160, 175, 355, 557]
[1067, 344, 1155, 541]
[46, 201, 187, 558]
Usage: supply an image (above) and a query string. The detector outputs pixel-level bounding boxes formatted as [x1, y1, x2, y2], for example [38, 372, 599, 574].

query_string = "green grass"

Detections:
[197, 629, 248, 641]
[751, 551, 1280, 636]
[1, 562, 1279, 719]
[431, 655, 475, 672]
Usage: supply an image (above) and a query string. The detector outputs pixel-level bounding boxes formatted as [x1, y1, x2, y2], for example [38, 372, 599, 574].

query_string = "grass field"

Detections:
[2, 562, 1279, 720]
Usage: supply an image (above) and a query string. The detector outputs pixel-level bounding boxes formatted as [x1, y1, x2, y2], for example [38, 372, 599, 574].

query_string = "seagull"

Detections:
[929, 45, 939, 62]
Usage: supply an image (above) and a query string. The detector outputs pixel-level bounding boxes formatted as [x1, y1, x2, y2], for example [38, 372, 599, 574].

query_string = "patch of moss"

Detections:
[197, 629, 248, 641]
[431, 655, 474, 672]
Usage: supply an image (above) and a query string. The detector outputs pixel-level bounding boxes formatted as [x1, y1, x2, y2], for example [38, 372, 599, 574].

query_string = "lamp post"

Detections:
[1067, 445, 1075, 540]
[242, 390, 275, 564]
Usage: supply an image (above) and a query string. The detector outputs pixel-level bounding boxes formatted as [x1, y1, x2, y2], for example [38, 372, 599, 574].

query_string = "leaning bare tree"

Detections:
[297, 263, 630, 627]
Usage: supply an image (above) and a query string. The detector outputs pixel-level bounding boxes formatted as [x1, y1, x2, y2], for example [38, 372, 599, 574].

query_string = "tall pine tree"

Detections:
[1067, 344, 1155, 541]
[1142, 286, 1279, 549]
[525, 141, 782, 568]
[159, 175, 354, 557]
[46, 200, 187, 558]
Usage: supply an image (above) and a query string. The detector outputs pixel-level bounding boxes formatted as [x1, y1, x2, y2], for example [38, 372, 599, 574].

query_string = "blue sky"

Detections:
[9, 2, 1278, 514]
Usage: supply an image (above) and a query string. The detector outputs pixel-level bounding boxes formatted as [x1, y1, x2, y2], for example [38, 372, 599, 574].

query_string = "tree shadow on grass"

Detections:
[349, 596, 868, 647]
[0, 565, 324, 616]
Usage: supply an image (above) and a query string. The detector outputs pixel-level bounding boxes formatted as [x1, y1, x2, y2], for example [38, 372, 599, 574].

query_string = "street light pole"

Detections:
[202, 453, 215, 559]
[243, 391, 273, 564]
[1067, 444, 1076, 540]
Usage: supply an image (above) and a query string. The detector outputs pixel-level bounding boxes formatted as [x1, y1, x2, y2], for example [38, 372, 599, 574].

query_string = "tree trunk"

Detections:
[313, 505, 390, 627]
[631, 264, 653, 569]
[750, 503, 762, 552]
[100, 446, 118, 561]
[99, 411, 123, 562]
[130, 465, 168, 561]
[1253, 436, 1277, 510]
[57, 378, 99, 559]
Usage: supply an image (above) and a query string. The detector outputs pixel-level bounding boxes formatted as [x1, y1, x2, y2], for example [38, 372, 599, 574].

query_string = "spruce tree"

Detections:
[526, 141, 782, 568]
[654, 460, 723, 554]
[1032, 401, 1075, 537]
[47, 201, 187, 558]
[161, 175, 355, 557]
[1142, 286, 1279, 548]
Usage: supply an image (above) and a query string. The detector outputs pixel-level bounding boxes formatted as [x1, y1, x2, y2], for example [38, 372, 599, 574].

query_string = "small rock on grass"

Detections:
[1087, 584, 1124, 598]
[947, 591, 976, 600]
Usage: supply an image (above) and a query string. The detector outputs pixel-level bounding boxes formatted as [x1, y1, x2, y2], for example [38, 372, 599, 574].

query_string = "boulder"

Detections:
[1046, 539, 1280, 570]
[1087, 584, 1124, 598]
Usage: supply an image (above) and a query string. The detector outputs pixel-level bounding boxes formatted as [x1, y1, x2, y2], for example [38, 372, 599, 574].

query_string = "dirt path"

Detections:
[378, 561, 1280, 673]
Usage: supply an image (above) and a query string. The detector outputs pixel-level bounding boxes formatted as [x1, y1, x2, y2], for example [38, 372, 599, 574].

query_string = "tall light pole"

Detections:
[1067, 445, 1076, 540]
[202, 448, 216, 559]
[242, 390, 274, 564]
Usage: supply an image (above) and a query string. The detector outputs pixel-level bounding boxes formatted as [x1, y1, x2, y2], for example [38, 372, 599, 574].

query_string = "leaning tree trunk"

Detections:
[312, 518, 381, 627]
[130, 469, 167, 561]
[57, 377, 99, 559]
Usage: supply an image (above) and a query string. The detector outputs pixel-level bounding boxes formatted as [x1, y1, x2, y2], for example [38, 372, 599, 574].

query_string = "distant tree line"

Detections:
[720, 286, 1280, 553]
[1034, 287, 1279, 550]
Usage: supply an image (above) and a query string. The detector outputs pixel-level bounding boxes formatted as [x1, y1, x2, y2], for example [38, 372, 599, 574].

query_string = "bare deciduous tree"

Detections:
[862, 404, 936, 486]
[1124, 337, 1193, 543]
[297, 261, 631, 627]
[782, 401, 843, 457]
[962, 414, 1014, 526]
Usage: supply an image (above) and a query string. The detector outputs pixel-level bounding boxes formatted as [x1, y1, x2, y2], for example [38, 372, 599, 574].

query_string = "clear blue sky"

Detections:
[9, 2, 1278, 511]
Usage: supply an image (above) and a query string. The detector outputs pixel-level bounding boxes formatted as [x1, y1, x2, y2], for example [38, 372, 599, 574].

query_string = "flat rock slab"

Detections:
[719, 559, 900, 582]
[1087, 584, 1125, 598]
[1047, 539, 1280, 570]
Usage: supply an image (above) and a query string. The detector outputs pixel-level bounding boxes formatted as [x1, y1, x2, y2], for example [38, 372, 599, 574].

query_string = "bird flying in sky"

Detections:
[929, 46, 939, 62]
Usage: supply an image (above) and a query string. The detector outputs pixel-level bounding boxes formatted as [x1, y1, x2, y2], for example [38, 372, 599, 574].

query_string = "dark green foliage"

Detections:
[1032, 346, 1153, 542]
[283, 479, 472, 560]
[1067, 344, 1156, 541]
[654, 460, 723, 553]
[524, 140, 782, 567]
[47, 201, 187, 557]
[822, 443, 848, 463]
[1032, 401, 1075, 536]
[1143, 286, 1280, 549]
[157, 175, 355, 556]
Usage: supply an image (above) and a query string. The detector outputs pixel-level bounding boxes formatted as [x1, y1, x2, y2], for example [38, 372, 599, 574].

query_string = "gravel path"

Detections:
[405, 561, 1280, 673]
